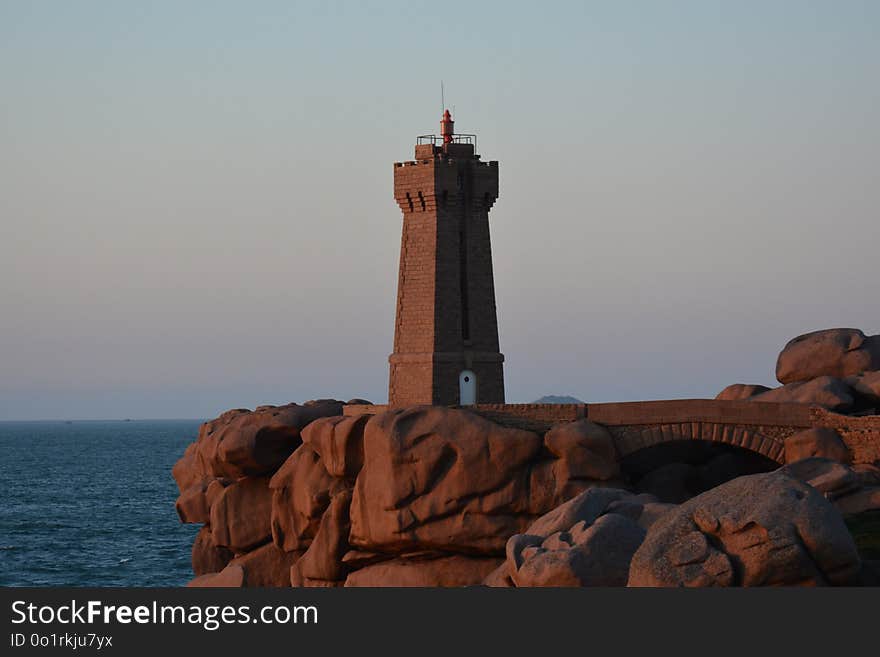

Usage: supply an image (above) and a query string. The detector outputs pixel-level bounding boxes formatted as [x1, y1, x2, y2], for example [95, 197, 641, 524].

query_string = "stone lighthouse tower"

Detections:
[388, 110, 505, 406]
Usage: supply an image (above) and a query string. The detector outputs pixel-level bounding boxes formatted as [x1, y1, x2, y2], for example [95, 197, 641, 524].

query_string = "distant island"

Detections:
[532, 395, 585, 404]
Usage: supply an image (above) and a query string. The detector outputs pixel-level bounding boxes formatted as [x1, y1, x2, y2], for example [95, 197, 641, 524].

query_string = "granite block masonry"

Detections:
[389, 110, 504, 406]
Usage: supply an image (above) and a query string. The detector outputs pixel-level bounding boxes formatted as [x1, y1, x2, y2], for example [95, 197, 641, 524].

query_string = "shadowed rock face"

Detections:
[348, 407, 621, 555]
[210, 476, 273, 552]
[345, 556, 503, 587]
[291, 488, 352, 583]
[269, 443, 346, 553]
[497, 488, 661, 587]
[847, 371, 880, 409]
[627, 471, 861, 587]
[189, 544, 304, 588]
[191, 526, 233, 576]
[510, 514, 646, 587]
[621, 442, 779, 504]
[776, 458, 880, 522]
[784, 428, 852, 465]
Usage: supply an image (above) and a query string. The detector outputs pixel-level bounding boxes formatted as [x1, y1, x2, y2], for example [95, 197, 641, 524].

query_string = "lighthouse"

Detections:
[388, 111, 505, 406]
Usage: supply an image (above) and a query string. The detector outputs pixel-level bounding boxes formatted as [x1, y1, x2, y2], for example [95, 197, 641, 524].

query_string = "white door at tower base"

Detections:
[459, 370, 477, 405]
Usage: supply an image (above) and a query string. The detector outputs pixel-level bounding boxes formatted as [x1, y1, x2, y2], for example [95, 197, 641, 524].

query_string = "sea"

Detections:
[0, 420, 203, 586]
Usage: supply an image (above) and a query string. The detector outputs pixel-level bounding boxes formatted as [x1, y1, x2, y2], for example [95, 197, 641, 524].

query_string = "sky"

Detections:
[1, 1, 878, 420]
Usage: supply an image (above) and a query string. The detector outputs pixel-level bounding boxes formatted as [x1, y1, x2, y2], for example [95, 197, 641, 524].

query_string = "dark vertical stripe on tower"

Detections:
[458, 167, 470, 342]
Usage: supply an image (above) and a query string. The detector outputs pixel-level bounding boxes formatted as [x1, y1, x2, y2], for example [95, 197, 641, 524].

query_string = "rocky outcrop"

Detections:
[543, 420, 621, 494]
[627, 471, 861, 586]
[750, 376, 854, 412]
[715, 384, 772, 401]
[846, 371, 880, 407]
[210, 476, 273, 552]
[345, 556, 503, 587]
[496, 489, 661, 587]
[784, 428, 852, 464]
[172, 400, 346, 587]
[188, 544, 302, 588]
[175, 476, 214, 524]
[717, 328, 880, 414]
[779, 457, 880, 517]
[173, 400, 344, 484]
[349, 407, 620, 556]
[269, 443, 346, 553]
[290, 488, 352, 583]
[187, 565, 244, 588]
[787, 459, 860, 498]
[174, 385, 877, 587]
[227, 543, 302, 587]
[191, 526, 233, 576]
[300, 414, 370, 480]
[175, 403, 630, 587]
[776, 328, 880, 384]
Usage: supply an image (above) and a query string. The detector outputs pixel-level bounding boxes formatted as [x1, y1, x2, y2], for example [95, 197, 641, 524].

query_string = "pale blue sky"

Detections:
[1, 1, 878, 419]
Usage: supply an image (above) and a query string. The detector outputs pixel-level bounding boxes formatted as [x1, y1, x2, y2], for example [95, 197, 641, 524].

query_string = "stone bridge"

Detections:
[344, 400, 880, 466]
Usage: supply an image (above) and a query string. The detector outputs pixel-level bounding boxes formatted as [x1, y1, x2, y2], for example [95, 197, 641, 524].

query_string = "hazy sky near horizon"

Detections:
[1, 1, 878, 420]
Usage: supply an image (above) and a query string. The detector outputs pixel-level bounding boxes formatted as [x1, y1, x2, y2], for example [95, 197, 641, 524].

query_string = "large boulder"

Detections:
[750, 376, 854, 411]
[176, 400, 344, 482]
[191, 526, 234, 576]
[227, 542, 303, 587]
[175, 476, 214, 524]
[715, 384, 772, 401]
[784, 428, 851, 465]
[627, 472, 861, 587]
[543, 420, 621, 497]
[186, 565, 244, 588]
[172, 442, 202, 493]
[778, 457, 861, 499]
[509, 514, 645, 587]
[523, 487, 636, 537]
[775, 328, 880, 384]
[780, 458, 880, 516]
[270, 444, 346, 552]
[349, 406, 601, 556]
[292, 488, 353, 584]
[846, 371, 880, 407]
[500, 488, 655, 587]
[210, 476, 273, 552]
[300, 414, 370, 481]
[345, 555, 503, 587]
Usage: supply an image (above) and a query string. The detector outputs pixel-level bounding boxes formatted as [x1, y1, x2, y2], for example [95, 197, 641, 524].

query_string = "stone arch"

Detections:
[609, 421, 789, 464]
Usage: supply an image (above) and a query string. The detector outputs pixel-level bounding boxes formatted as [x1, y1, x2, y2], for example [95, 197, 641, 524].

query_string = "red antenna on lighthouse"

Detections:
[440, 109, 454, 144]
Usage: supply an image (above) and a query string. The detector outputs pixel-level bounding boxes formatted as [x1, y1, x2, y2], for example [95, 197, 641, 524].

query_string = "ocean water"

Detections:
[0, 420, 202, 586]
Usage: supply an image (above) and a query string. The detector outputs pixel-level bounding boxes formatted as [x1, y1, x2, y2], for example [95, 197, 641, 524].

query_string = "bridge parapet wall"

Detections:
[343, 400, 879, 465]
